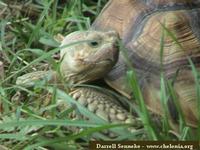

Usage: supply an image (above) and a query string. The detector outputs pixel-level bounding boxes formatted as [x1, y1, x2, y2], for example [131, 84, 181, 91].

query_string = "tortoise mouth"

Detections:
[95, 58, 114, 65]
[75, 57, 114, 67]
[71, 57, 116, 84]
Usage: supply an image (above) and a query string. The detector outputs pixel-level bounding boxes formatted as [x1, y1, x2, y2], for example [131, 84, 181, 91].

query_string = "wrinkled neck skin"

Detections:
[59, 30, 119, 86]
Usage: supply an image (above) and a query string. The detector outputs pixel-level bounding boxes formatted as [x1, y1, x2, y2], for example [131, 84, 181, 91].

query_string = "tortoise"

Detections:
[16, 0, 200, 132]
[16, 30, 142, 131]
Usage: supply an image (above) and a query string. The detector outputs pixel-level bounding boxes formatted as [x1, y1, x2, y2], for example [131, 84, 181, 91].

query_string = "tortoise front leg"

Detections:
[15, 71, 143, 135]
[69, 87, 142, 131]
[16, 71, 58, 88]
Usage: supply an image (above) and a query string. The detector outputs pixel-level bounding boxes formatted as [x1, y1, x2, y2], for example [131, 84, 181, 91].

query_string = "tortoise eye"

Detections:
[88, 40, 100, 48]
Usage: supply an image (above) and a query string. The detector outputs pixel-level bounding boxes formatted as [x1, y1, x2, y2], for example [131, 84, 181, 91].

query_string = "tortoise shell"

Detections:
[92, 0, 200, 127]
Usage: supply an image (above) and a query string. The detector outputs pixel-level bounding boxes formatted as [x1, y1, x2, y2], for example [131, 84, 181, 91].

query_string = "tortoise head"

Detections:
[59, 30, 119, 84]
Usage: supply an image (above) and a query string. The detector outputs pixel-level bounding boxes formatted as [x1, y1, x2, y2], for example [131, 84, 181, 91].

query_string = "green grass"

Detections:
[0, 0, 113, 149]
[0, 0, 200, 149]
